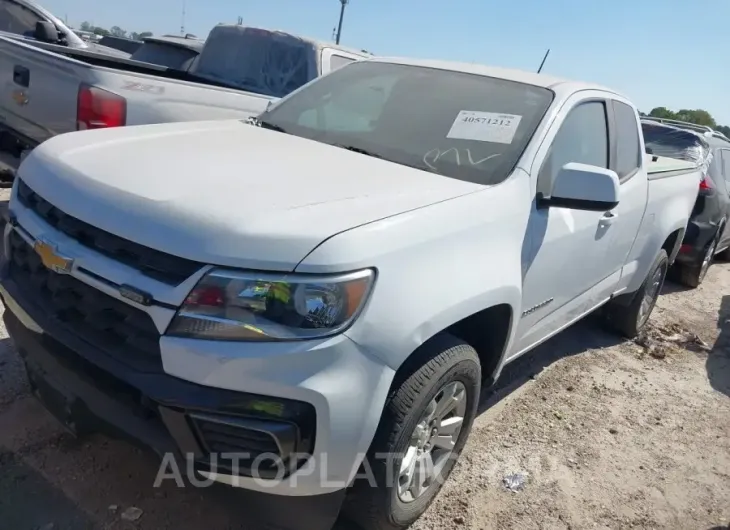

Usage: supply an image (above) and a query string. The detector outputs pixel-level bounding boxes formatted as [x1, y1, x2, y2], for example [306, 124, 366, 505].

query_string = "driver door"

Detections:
[511, 96, 620, 357]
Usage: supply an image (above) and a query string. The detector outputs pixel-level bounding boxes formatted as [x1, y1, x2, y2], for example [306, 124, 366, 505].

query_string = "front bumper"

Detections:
[0, 256, 395, 499]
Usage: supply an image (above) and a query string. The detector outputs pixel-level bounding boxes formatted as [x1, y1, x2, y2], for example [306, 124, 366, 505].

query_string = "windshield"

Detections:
[258, 61, 554, 185]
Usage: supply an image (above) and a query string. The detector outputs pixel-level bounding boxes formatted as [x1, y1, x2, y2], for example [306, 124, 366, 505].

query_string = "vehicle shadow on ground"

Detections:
[477, 313, 622, 414]
[707, 295, 730, 398]
[0, 451, 95, 529]
[660, 275, 694, 295]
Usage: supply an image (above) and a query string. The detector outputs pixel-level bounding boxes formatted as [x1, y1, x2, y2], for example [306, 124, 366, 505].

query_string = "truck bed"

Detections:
[2, 37, 264, 95]
[0, 35, 274, 149]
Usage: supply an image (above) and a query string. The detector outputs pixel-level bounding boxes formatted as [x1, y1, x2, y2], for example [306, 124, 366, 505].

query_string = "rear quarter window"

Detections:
[612, 101, 641, 180]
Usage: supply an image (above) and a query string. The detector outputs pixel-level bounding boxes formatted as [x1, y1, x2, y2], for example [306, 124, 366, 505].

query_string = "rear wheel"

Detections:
[604, 249, 668, 338]
[343, 334, 480, 530]
[677, 230, 720, 288]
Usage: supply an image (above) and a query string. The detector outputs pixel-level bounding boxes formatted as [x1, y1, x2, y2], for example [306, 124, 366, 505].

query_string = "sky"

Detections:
[42, 0, 730, 125]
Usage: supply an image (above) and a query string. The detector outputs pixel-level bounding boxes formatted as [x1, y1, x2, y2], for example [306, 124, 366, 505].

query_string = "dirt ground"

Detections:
[0, 182, 728, 529]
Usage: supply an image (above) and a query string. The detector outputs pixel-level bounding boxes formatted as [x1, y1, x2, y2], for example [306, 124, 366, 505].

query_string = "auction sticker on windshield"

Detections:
[447, 111, 522, 144]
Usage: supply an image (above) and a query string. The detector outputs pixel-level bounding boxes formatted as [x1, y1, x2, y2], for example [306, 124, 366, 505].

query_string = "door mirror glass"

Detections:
[545, 162, 620, 211]
[34, 21, 58, 43]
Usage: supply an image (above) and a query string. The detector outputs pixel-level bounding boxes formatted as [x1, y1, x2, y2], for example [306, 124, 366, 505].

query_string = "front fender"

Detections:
[296, 172, 531, 373]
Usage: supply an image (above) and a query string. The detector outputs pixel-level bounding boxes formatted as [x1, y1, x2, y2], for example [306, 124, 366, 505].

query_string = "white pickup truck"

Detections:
[0, 58, 700, 530]
[0, 23, 370, 157]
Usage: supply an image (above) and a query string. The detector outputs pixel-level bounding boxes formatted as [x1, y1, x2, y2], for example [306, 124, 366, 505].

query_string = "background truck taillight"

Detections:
[76, 84, 126, 130]
[699, 172, 714, 195]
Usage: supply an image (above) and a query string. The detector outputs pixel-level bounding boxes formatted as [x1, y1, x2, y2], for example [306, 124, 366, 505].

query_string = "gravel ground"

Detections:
[0, 183, 728, 530]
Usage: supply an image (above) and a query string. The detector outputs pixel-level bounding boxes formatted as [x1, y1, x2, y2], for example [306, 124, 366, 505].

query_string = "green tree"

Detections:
[93, 27, 109, 36]
[79, 21, 92, 32]
[648, 106, 729, 137]
[109, 26, 127, 38]
[130, 31, 153, 40]
[648, 107, 677, 120]
[674, 109, 716, 128]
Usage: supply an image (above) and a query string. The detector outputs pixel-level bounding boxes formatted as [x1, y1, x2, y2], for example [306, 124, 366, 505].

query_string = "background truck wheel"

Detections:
[604, 249, 668, 338]
[676, 230, 720, 288]
[343, 334, 481, 530]
[714, 243, 730, 262]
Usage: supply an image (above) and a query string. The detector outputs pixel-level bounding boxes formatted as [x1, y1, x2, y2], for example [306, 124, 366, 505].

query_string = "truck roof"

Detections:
[369, 56, 620, 95]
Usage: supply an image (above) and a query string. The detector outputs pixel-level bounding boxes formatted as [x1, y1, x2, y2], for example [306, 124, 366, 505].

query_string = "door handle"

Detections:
[600, 211, 618, 224]
[13, 65, 29, 87]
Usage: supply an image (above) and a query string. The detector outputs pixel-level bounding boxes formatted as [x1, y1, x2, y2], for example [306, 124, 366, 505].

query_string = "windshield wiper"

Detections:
[332, 144, 442, 174]
[246, 117, 287, 133]
[332, 144, 384, 159]
[258, 120, 287, 133]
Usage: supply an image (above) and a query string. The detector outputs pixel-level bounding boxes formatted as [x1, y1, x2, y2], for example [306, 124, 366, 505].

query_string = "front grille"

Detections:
[8, 230, 163, 371]
[16, 179, 203, 285]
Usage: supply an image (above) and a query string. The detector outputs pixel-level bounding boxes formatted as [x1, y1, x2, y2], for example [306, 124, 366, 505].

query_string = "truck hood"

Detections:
[19, 120, 482, 271]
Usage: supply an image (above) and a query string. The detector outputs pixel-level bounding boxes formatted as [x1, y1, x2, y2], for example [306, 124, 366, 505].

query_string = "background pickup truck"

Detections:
[0, 58, 701, 530]
[0, 23, 371, 162]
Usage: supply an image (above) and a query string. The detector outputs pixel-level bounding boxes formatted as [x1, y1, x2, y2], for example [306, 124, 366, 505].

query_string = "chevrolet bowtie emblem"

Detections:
[33, 239, 74, 274]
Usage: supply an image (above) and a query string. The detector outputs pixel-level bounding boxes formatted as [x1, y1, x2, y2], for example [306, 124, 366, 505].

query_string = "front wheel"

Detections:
[343, 334, 481, 530]
[604, 249, 668, 338]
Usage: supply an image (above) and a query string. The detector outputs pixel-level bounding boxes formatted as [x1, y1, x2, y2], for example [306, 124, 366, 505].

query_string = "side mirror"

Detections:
[541, 162, 620, 211]
[34, 21, 59, 43]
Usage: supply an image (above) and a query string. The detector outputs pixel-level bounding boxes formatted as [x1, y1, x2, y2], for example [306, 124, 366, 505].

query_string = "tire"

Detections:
[716, 244, 730, 262]
[342, 334, 481, 530]
[604, 249, 669, 338]
[676, 229, 720, 288]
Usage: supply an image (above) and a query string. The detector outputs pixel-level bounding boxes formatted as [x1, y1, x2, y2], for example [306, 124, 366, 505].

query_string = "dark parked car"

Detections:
[642, 118, 730, 287]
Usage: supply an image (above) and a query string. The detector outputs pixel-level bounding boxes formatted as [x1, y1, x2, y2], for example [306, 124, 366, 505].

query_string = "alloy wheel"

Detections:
[397, 381, 467, 503]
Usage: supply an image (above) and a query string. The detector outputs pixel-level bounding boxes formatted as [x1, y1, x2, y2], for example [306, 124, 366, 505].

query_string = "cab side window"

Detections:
[612, 100, 641, 181]
[538, 101, 609, 196]
[0, 0, 43, 35]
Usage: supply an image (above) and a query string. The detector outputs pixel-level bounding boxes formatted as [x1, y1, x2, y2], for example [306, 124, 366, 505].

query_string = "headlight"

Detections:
[167, 268, 375, 341]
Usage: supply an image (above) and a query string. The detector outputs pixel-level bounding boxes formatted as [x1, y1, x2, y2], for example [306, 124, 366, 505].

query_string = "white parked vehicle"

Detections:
[0, 58, 700, 530]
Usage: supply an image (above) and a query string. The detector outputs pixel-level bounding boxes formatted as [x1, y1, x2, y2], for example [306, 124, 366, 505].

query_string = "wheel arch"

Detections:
[663, 226, 685, 265]
[390, 301, 516, 392]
